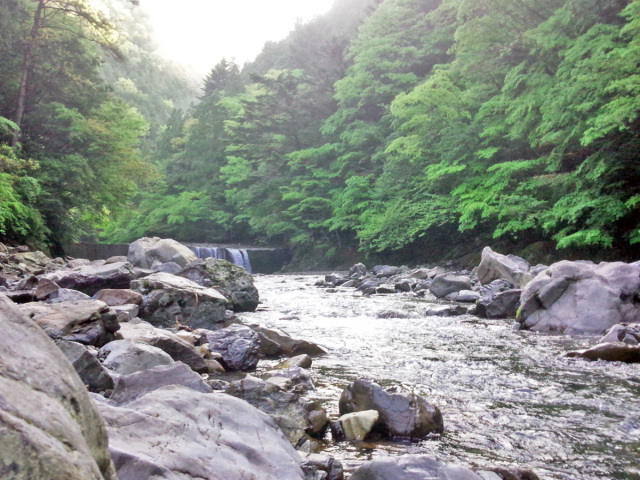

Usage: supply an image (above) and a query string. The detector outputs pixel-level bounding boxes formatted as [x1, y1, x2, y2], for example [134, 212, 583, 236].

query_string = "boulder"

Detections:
[372, 265, 400, 278]
[40, 262, 135, 296]
[19, 300, 120, 347]
[94, 385, 306, 480]
[226, 375, 327, 444]
[477, 246, 533, 288]
[339, 378, 443, 439]
[252, 325, 327, 357]
[349, 455, 483, 480]
[100, 339, 175, 375]
[198, 324, 260, 371]
[446, 289, 480, 302]
[178, 258, 259, 312]
[109, 362, 212, 404]
[56, 340, 115, 393]
[0, 293, 117, 480]
[127, 237, 198, 269]
[151, 261, 183, 274]
[93, 289, 143, 306]
[301, 453, 344, 480]
[264, 367, 316, 393]
[332, 410, 379, 441]
[567, 343, 640, 363]
[275, 354, 313, 369]
[424, 304, 469, 317]
[429, 274, 472, 298]
[46, 288, 92, 303]
[349, 263, 367, 277]
[131, 271, 228, 329]
[476, 289, 522, 319]
[117, 321, 208, 374]
[518, 260, 640, 334]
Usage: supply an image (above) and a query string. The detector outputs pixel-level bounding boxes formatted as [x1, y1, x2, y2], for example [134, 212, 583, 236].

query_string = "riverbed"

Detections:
[239, 274, 640, 480]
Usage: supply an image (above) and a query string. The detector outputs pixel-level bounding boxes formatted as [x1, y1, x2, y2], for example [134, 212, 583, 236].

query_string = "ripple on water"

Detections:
[244, 274, 640, 480]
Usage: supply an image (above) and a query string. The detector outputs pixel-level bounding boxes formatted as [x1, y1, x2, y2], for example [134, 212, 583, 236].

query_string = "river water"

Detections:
[239, 274, 640, 480]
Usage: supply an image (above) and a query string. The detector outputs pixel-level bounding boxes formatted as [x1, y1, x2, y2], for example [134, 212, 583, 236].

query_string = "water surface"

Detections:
[240, 274, 640, 479]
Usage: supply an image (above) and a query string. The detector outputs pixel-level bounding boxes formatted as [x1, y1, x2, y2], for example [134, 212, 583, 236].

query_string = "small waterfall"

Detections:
[191, 246, 252, 274]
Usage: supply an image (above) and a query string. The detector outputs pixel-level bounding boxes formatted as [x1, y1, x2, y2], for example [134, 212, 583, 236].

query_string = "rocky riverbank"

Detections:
[1, 238, 638, 479]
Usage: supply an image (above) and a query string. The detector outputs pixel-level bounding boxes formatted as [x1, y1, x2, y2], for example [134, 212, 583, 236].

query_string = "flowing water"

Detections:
[239, 274, 640, 480]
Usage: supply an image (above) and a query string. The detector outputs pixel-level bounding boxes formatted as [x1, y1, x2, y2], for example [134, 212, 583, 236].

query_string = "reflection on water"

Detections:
[240, 274, 640, 479]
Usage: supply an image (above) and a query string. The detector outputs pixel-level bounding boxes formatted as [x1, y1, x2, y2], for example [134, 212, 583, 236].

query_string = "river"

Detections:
[239, 273, 640, 480]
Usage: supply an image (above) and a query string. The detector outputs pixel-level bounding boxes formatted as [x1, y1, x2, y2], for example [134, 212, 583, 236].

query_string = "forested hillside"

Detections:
[2, 0, 639, 266]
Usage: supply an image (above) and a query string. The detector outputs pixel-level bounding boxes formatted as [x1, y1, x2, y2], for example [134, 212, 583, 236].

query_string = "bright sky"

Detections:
[140, 0, 336, 75]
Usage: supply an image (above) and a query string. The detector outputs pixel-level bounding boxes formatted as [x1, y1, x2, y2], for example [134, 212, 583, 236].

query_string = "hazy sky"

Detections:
[140, 0, 336, 74]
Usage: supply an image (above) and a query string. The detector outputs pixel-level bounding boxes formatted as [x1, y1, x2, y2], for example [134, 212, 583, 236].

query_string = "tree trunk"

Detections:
[11, 0, 45, 148]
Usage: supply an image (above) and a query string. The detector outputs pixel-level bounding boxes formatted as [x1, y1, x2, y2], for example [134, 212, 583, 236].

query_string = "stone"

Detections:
[46, 288, 92, 303]
[446, 289, 480, 302]
[151, 261, 183, 274]
[476, 289, 522, 319]
[429, 274, 472, 298]
[276, 354, 313, 369]
[0, 293, 117, 480]
[339, 378, 443, 438]
[567, 343, 640, 363]
[477, 246, 533, 288]
[127, 237, 198, 269]
[93, 289, 143, 306]
[199, 324, 261, 371]
[178, 257, 259, 312]
[372, 265, 400, 278]
[19, 300, 120, 347]
[109, 362, 212, 404]
[56, 340, 115, 393]
[337, 410, 379, 441]
[349, 263, 367, 277]
[264, 367, 315, 392]
[252, 325, 328, 357]
[94, 385, 306, 480]
[117, 321, 208, 373]
[100, 339, 175, 375]
[518, 260, 640, 334]
[301, 453, 344, 480]
[35, 277, 60, 300]
[110, 304, 139, 322]
[40, 262, 135, 296]
[131, 271, 228, 329]
[375, 284, 397, 294]
[424, 304, 469, 317]
[349, 455, 483, 480]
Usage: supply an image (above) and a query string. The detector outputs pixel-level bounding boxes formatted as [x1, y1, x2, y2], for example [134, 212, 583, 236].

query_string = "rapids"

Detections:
[240, 274, 640, 479]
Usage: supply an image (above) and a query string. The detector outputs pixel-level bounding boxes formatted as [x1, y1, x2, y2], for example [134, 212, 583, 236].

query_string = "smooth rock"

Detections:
[337, 410, 379, 441]
[276, 354, 313, 369]
[93, 289, 143, 306]
[349, 455, 482, 480]
[100, 339, 175, 375]
[430, 274, 472, 298]
[567, 342, 640, 363]
[0, 293, 117, 479]
[424, 304, 468, 317]
[253, 325, 327, 357]
[127, 237, 198, 269]
[477, 246, 533, 288]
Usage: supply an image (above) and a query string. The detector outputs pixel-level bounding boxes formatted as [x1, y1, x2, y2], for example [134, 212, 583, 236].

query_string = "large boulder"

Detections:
[127, 237, 197, 269]
[252, 325, 327, 357]
[198, 324, 261, 371]
[118, 320, 208, 373]
[100, 339, 175, 375]
[476, 289, 522, 319]
[429, 273, 472, 298]
[0, 293, 117, 480]
[349, 455, 483, 480]
[477, 247, 535, 288]
[178, 258, 259, 312]
[94, 385, 307, 480]
[19, 299, 120, 347]
[39, 262, 135, 296]
[56, 340, 115, 393]
[339, 378, 443, 439]
[518, 260, 640, 334]
[131, 272, 228, 329]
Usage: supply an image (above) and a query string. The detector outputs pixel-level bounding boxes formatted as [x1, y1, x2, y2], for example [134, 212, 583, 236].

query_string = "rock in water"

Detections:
[0, 293, 117, 480]
[349, 455, 483, 480]
[477, 246, 533, 288]
[519, 260, 640, 334]
[94, 385, 306, 480]
[429, 274, 472, 298]
[339, 378, 443, 438]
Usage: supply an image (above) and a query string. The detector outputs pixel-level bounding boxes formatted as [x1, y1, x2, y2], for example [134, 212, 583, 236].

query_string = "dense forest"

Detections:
[1, 0, 639, 267]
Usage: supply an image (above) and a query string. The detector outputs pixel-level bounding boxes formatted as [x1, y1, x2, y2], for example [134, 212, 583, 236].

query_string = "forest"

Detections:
[1, 0, 639, 266]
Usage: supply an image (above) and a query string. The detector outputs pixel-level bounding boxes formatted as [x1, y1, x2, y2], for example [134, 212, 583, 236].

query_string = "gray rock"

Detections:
[349, 455, 483, 480]
[424, 304, 468, 317]
[110, 304, 139, 322]
[40, 262, 135, 296]
[151, 261, 183, 274]
[477, 246, 532, 288]
[567, 343, 640, 363]
[131, 271, 228, 329]
[301, 453, 344, 480]
[100, 339, 175, 375]
[264, 367, 315, 392]
[518, 260, 640, 334]
[19, 299, 120, 347]
[127, 237, 198, 269]
[117, 321, 208, 373]
[109, 362, 212, 404]
[95, 385, 306, 480]
[0, 293, 117, 480]
[276, 354, 313, 369]
[56, 340, 115, 393]
[429, 274, 472, 298]
[476, 289, 522, 319]
[199, 324, 261, 371]
[336, 410, 379, 441]
[446, 289, 480, 302]
[46, 288, 92, 303]
[375, 284, 397, 294]
[178, 257, 259, 312]
[253, 325, 328, 357]
[93, 289, 142, 306]
[339, 378, 443, 439]
[372, 265, 400, 278]
[349, 263, 367, 277]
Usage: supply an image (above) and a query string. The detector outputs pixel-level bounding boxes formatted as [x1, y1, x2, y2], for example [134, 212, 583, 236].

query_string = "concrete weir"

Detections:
[63, 243, 290, 274]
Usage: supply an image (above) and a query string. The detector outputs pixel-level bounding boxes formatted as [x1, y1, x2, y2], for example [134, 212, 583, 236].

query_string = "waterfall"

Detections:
[190, 246, 252, 274]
